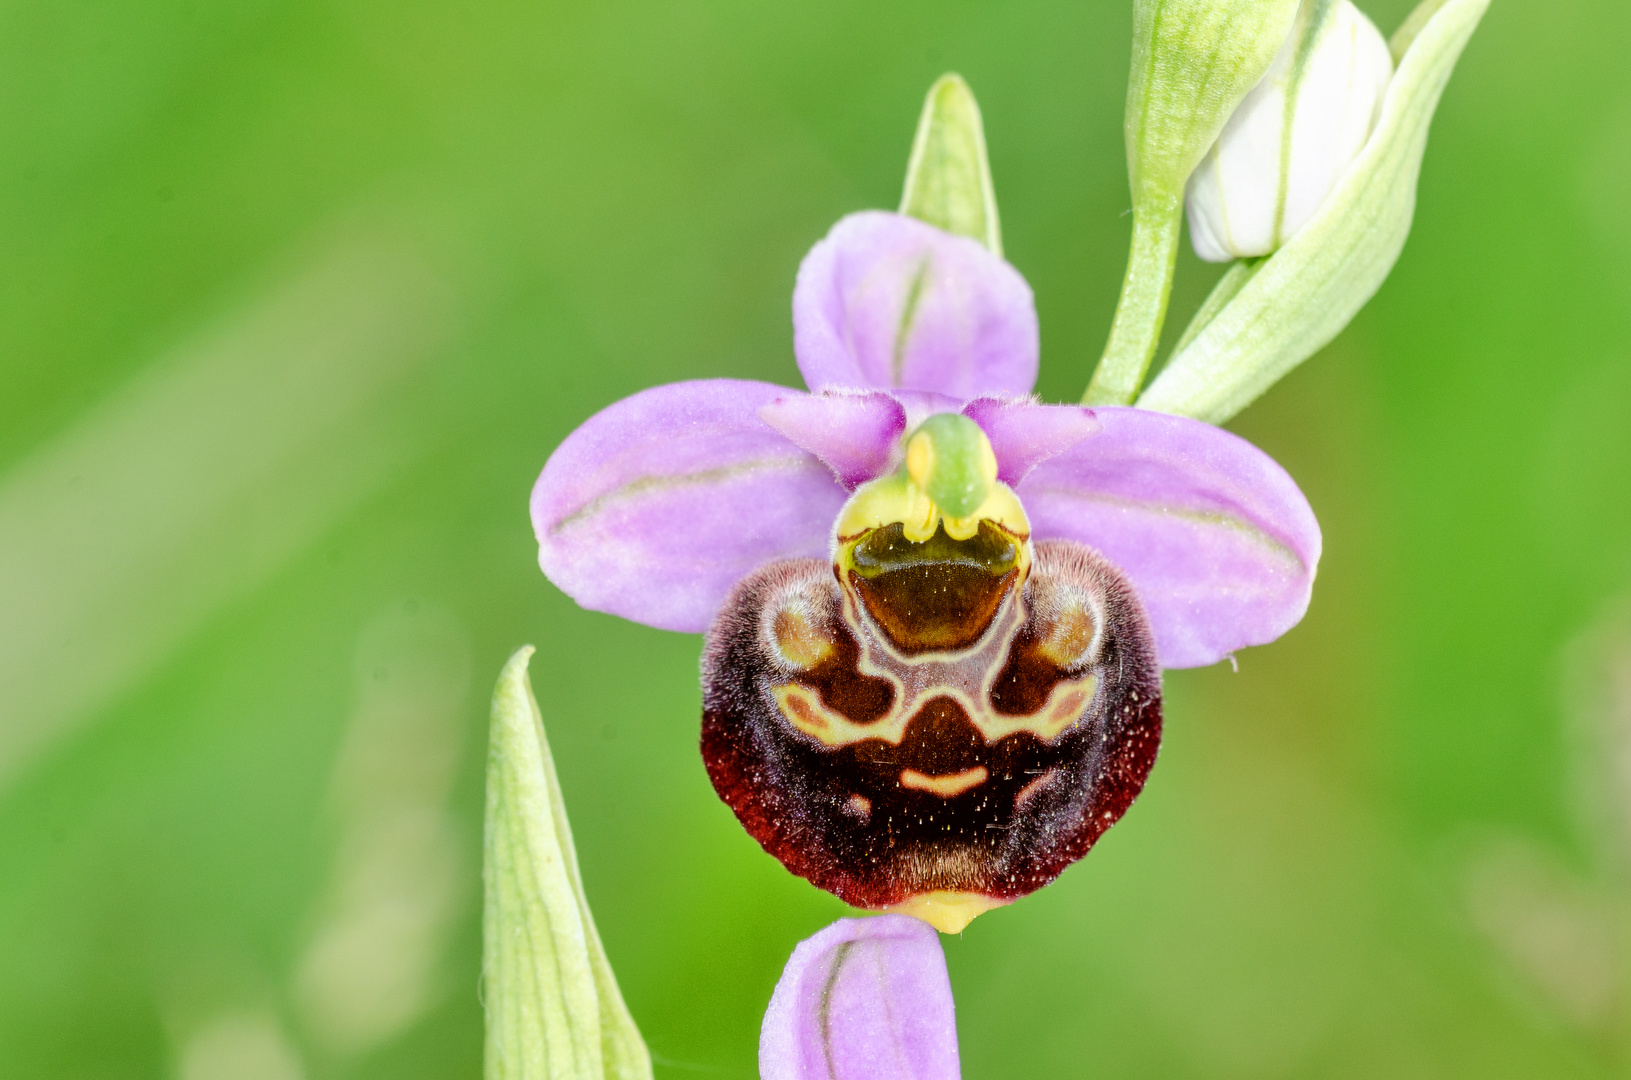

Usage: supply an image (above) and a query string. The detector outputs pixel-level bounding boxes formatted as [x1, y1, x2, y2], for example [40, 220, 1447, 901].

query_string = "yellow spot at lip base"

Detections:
[898, 765, 988, 798]
[880, 890, 1010, 934]
[833, 470, 1030, 548]
[905, 429, 936, 489]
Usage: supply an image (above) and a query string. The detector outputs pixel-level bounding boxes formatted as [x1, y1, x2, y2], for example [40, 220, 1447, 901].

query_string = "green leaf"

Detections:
[1083, 0, 1301, 406]
[483, 646, 653, 1080]
[1137, 0, 1489, 424]
[900, 74, 1002, 255]
[1169, 258, 1261, 356]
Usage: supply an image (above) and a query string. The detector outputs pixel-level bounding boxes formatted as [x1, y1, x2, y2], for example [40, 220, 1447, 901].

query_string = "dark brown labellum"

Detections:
[700, 538, 1162, 920]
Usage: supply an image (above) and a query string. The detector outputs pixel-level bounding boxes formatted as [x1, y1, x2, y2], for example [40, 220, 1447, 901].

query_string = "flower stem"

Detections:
[1083, 196, 1183, 405]
[1166, 257, 1260, 359]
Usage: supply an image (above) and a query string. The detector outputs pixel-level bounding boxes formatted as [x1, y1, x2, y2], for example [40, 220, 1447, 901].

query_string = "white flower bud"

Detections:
[1185, 0, 1393, 262]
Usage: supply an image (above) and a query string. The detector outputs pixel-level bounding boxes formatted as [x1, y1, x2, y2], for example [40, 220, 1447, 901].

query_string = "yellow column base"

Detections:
[879, 890, 1010, 934]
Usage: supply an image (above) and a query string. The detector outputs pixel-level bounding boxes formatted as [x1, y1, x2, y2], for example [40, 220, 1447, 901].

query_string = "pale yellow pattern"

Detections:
[881, 890, 1010, 934]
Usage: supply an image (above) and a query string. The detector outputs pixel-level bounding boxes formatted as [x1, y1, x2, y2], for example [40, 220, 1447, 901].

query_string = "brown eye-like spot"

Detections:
[1035, 594, 1098, 668]
[701, 540, 1161, 931]
[750, 570, 895, 735]
[772, 607, 833, 670]
[990, 559, 1107, 718]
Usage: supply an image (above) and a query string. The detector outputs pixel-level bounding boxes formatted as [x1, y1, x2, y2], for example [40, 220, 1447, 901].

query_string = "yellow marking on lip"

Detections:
[976, 675, 1097, 742]
[879, 890, 1010, 934]
[773, 684, 891, 747]
[774, 684, 834, 741]
[899, 765, 988, 798]
[1035, 599, 1098, 668]
[773, 673, 1097, 750]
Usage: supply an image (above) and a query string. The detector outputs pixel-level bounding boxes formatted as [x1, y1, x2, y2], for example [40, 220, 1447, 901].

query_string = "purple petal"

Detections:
[532, 379, 847, 633]
[760, 390, 907, 489]
[761, 915, 960, 1080]
[793, 211, 1038, 399]
[962, 397, 1100, 486]
[1016, 407, 1321, 668]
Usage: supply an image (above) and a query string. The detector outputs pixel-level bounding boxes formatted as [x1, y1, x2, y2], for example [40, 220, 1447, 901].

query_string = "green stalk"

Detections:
[1169, 258, 1260, 357]
[1084, 194, 1183, 405]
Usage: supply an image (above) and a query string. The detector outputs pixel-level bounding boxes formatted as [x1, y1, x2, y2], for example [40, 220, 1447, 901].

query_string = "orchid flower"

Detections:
[530, 147, 1319, 935]
[488, 1, 1490, 1072]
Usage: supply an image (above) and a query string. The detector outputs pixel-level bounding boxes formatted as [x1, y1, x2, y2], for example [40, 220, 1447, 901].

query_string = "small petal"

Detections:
[1016, 407, 1321, 668]
[533, 379, 847, 633]
[962, 397, 1100, 486]
[760, 915, 960, 1080]
[760, 390, 907, 489]
[793, 211, 1038, 399]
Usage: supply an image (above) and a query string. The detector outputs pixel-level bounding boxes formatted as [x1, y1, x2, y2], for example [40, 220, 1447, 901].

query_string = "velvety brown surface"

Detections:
[701, 540, 1163, 909]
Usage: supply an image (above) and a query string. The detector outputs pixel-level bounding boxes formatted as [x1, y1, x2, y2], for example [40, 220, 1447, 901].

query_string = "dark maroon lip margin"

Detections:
[699, 540, 1164, 911]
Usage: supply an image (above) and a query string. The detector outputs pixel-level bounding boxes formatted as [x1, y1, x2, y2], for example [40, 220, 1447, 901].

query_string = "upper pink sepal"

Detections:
[793, 211, 1039, 400]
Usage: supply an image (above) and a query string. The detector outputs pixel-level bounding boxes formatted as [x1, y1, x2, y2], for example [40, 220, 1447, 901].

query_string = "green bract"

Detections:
[1138, 0, 1489, 423]
[483, 647, 651, 1080]
[1086, 0, 1303, 405]
[900, 73, 1003, 255]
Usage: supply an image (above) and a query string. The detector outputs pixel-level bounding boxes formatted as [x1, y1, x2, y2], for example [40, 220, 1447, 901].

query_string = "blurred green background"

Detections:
[3, 0, 1631, 1077]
